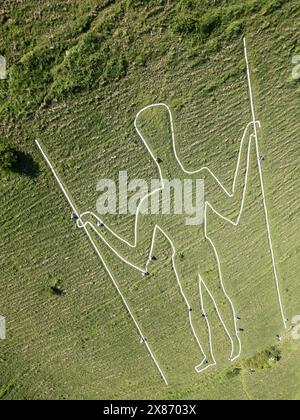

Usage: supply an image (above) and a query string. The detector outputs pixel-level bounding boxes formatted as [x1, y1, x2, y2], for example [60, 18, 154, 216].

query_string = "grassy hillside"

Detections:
[0, 0, 299, 399]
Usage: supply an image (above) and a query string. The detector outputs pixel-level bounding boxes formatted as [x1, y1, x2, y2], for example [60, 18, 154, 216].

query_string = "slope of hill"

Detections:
[0, 0, 299, 400]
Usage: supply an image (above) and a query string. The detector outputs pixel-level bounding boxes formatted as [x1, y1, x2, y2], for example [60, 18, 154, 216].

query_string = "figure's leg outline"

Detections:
[195, 276, 217, 373]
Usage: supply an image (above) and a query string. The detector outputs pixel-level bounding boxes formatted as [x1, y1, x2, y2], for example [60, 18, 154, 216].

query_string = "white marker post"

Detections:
[0, 316, 6, 340]
[0, 55, 7, 80]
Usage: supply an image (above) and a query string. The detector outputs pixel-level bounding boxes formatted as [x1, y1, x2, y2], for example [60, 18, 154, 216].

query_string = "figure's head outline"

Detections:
[134, 103, 178, 174]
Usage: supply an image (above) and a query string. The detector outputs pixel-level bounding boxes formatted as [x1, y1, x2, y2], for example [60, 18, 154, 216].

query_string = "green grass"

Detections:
[0, 0, 299, 400]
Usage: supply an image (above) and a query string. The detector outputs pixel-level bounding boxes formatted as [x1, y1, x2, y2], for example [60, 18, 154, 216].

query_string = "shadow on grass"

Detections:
[12, 150, 40, 178]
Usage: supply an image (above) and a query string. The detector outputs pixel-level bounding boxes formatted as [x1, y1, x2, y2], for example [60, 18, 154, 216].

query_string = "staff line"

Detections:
[243, 38, 287, 329]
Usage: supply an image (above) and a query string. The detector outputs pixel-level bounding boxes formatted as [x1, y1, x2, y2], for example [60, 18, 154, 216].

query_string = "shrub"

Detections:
[0, 141, 17, 174]
[47, 277, 64, 297]
[245, 346, 282, 370]
[226, 368, 242, 379]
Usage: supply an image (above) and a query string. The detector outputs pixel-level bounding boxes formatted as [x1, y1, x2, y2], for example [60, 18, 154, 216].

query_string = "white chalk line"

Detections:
[196, 277, 217, 373]
[78, 109, 254, 371]
[82, 225, 168, 385]
[36, 37, 287, 385]
[78, 40, 287, 369]
[35, 140, 169, 386]
[244, 38, 287, 330]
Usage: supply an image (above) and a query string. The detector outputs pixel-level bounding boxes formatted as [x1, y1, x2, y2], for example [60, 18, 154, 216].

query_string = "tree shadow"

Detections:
[11, 150, 40, 178]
